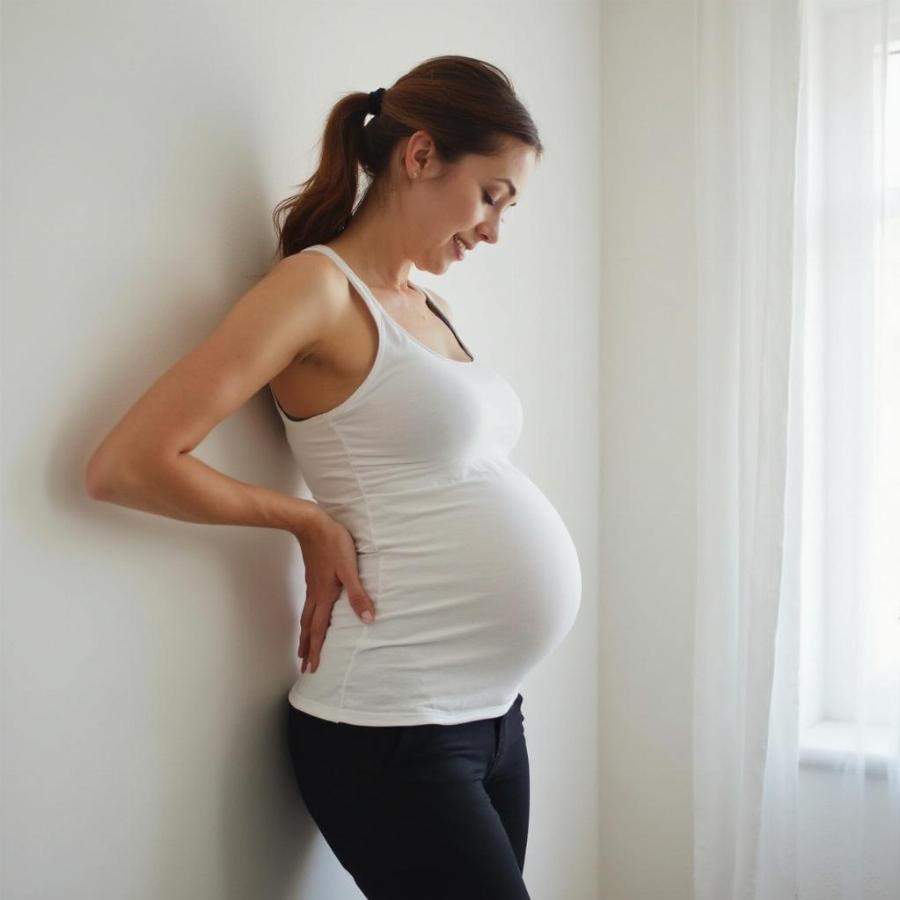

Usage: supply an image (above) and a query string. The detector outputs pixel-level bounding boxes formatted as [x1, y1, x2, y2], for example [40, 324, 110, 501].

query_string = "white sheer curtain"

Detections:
[692, 0, 899, 898]
[796, 1, 900, 897]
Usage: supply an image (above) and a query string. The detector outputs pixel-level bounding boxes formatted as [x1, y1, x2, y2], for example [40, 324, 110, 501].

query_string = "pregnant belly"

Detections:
[298, 461, 581, 708]
[329, 461, 583, 679]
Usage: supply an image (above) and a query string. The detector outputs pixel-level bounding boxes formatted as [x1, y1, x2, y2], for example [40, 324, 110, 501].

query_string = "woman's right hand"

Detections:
[293, 508, 377, 673]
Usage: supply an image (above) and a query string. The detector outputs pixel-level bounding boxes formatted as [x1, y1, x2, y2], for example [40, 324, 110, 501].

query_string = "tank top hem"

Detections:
[286, 687, 521, 727]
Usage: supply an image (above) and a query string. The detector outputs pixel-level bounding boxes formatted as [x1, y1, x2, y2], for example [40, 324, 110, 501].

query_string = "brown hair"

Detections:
[270, 55, 543, 262]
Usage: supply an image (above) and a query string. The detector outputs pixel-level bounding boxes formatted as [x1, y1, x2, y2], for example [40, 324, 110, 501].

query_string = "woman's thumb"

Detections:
[345, 573, 376, 623]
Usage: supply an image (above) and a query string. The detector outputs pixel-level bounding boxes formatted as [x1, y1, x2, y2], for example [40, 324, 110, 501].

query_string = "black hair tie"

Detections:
[367, 87, 386, 116]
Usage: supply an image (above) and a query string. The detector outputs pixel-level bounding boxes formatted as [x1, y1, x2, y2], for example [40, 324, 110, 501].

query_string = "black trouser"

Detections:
[285, 693, 531, 899]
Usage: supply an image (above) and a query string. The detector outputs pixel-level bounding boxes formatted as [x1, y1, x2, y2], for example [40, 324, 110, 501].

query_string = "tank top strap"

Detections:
[300, 244, 385, 325]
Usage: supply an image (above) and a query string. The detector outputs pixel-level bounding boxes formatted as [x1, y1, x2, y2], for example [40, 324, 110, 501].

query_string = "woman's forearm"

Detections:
[87, 452, 320, 536]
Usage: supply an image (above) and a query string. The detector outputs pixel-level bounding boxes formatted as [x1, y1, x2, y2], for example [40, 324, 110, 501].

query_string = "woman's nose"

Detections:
[479, 224, 500, 245]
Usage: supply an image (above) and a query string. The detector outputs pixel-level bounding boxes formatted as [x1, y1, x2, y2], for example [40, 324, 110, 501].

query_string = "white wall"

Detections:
[1, 2, 602, 898]
[599, 3, 696, 899]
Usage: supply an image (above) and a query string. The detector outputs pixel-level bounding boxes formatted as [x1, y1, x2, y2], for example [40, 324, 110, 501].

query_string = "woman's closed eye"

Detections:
[483, 191, 508, 224]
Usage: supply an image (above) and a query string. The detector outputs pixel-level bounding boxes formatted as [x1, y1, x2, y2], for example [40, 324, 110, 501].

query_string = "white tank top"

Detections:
[274, 244, 581, 726]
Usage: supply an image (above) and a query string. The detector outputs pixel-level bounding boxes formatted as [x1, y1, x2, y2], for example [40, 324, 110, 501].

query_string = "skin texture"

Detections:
[329, 131, 536, 295]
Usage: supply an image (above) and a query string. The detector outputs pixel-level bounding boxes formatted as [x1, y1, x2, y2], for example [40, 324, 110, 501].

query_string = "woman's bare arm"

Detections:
[84, 252, 344, 537]
[89, 452, 322, 534]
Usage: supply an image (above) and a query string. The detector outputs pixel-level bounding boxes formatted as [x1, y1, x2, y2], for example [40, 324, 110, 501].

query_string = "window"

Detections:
[797, 14, 899, 774]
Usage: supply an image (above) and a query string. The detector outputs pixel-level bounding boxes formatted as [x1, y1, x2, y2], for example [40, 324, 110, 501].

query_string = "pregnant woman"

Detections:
[86, 55, 581, 899]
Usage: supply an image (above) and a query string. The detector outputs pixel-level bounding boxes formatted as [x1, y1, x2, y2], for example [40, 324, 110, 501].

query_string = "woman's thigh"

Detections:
[286, 699, 531, 900]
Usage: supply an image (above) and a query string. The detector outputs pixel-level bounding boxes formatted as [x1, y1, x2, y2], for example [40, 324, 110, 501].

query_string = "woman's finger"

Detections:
[340, 564, 376, 624]
[303, 600, 334, 674]
[298, 597, 315, 667]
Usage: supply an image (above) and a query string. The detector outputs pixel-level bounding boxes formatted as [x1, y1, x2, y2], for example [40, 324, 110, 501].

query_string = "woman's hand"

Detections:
[293, 508, 377, 673]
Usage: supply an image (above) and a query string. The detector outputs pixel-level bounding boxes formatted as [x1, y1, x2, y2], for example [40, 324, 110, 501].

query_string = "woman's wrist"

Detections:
[290, 497, 325, 539]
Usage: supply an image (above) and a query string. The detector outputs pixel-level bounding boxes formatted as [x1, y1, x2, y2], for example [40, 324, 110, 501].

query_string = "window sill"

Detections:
[799, 719, 897, 780]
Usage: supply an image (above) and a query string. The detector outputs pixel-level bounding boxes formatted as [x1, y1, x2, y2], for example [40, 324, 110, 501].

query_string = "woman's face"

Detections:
[403, 134, 537, 274]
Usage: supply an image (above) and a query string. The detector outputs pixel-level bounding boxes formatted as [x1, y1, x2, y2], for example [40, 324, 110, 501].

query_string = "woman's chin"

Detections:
[416, 257, 446, 276]
[414, 243, 455, 275]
